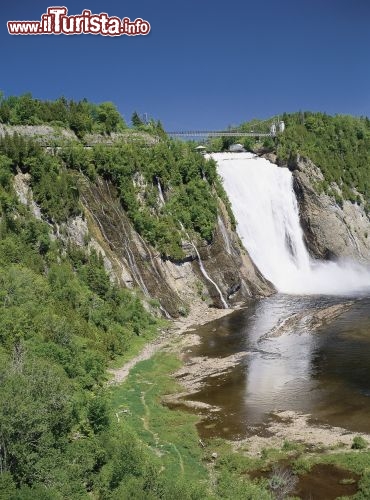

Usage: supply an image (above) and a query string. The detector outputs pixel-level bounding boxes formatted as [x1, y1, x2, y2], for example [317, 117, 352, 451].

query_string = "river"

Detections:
[184, 294, 370, 440]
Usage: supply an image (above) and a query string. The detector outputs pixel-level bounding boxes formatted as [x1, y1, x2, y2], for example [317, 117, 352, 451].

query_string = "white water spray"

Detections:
[213, 152, 370, 295]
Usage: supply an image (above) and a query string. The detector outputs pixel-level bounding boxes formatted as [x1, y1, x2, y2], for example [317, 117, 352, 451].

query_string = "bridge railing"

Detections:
[167, 130, 275, 138]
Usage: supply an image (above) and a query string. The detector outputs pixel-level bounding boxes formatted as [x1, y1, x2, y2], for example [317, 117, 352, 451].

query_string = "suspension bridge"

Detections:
[166, 121, 285, 139]
[166, 130, 275, 138]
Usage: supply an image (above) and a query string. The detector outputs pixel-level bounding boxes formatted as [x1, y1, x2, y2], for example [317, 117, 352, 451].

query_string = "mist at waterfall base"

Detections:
[213, 152, 370, 296]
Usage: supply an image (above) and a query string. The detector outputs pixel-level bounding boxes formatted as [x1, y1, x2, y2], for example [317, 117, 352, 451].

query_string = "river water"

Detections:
[185, 294, 370, 440]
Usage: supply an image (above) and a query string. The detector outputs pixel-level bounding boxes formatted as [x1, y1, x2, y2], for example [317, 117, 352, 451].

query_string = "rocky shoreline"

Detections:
[234, 410, 370, 456]
[108, 301, 236, 385]
[163, 298, 370, 456]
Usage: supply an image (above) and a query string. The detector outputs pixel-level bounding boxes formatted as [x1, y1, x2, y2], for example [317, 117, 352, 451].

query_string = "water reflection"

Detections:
[185, 294, 370, 439]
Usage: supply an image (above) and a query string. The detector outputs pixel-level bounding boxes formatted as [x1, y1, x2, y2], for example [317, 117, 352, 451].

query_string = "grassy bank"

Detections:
[107, 350, 370, 499]
[108, 352, 274, 499]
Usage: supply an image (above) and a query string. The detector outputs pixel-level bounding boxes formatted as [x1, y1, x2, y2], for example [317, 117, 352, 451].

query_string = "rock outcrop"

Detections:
[0, 124, 77, 143]
[289, 156, 370, 263]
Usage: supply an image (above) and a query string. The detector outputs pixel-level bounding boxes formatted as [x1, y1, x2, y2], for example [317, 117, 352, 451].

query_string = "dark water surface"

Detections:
[250, 463, 359, 500]
[184, 294, 370, 440]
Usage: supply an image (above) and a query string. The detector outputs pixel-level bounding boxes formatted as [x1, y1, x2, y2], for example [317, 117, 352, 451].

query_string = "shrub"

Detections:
[351, 436, 368, 450]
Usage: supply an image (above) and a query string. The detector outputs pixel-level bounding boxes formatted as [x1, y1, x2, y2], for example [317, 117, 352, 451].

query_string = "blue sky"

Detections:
[1, 1, 370, 129]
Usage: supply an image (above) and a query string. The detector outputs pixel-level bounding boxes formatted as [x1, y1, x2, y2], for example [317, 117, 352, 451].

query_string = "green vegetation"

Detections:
[0, 128, 229, 259]
[276, 112, 370, 209]
[0, 132, 164, 498]
[108, 352, 273, 499]
[207, 119, 276, 153]
[0, 92, 126, 137]
[0, 98, 238, 498]
[108, 353, 209, 498]
[131, 110, 167, 138]
[291, 448, 370, 499]
[352, 436, 368, 450]
[87, 140, 225, 259]
[237, 112, 370, 211]
[3, 94, 370, 498]
[0, 133, 81, 223]
[0, 123, 269, 498]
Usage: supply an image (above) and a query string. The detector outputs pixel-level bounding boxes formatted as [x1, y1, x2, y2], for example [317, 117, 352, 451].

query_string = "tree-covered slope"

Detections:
[0, 143, 164, 497]
[0, 92, 126, 137]
[237, 112, 370, 212]
[0, 113, 237, 496]
[276, 112, 370, 209]
[0, 131, 233, 260]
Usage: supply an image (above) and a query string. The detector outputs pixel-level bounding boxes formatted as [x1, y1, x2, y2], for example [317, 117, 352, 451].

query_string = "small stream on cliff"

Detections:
[184, 293, 370, 440]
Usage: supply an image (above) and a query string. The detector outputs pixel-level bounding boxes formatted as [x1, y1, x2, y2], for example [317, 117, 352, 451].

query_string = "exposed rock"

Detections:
[78, 176, 274, 317]
[290, 156, 370, 262]
[234, 410, 370, 456]
[194, 201, 273, 309]
[13, 171, 42, 220]
[261, 152, 278, 164]
[108, 301, 235, 385]
[0, 124, 77, 143]
[172, 352, 248, 393]
[0, 124, 157, 147]
[13, 141, 274, 317]
[62, 215, 89, 247]
[259, 302, 354, 342]
[83, 130, 158, 146]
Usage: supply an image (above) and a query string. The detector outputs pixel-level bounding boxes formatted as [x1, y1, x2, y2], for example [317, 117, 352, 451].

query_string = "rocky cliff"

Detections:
[78, 176, 273, 317]
[7, 125, 274, 318]
[288, 155, 370, 263]
[14, 171, 273, 319]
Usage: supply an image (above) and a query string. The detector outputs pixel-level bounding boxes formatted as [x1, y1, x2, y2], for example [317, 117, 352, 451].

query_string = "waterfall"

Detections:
[191, 243, 229, 308]
[213, 152, 370, 295]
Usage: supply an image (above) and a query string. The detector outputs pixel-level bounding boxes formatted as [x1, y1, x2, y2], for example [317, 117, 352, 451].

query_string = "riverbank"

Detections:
[107, 297, 370, 499]
[110, 298, 368, 452]
[108, 301, 237, 385]
[161, 300, 357, 416]
[233, 409, 370, 456]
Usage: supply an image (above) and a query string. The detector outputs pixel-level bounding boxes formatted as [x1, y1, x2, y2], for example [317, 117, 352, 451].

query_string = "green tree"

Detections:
[131, 111, 143, 128]
[96, 102, 125, 134]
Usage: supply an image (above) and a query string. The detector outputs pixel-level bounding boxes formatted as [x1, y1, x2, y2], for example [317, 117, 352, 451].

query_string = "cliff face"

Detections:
[14, 172, 273, 319]
[0, 124, 77, 142]
[289, 156, 370, 263]
[78, 176, 273, 317]
[7, 124, 274, 318]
